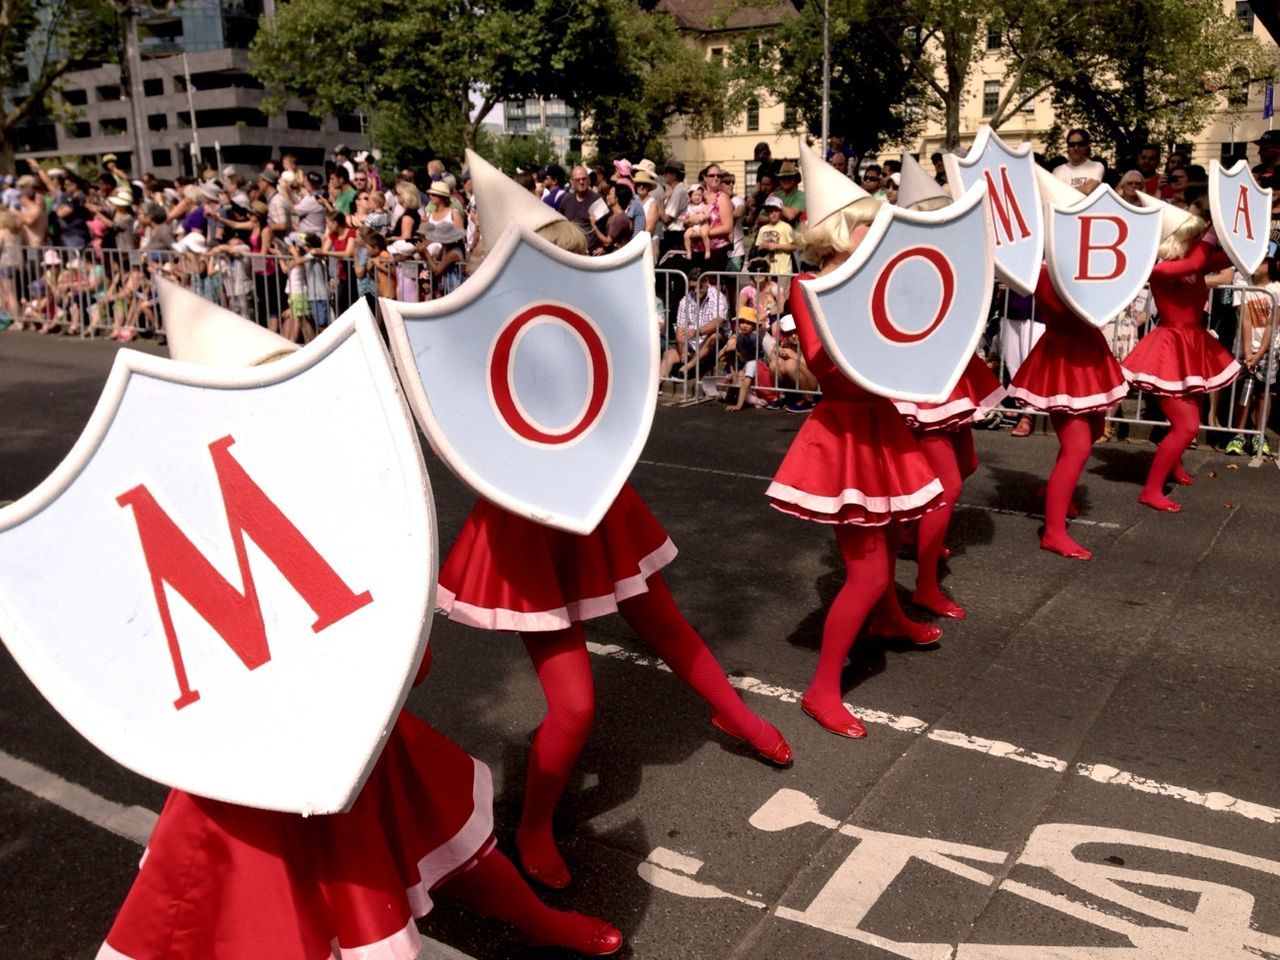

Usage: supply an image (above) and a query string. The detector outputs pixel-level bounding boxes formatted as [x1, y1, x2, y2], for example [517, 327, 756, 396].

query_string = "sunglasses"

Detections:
[1067, 140, 1088, 147]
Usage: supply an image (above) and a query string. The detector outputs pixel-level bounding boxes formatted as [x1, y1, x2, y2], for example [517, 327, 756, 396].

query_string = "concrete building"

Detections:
[15, 0, 366, 179]
[503, 98, 581, 159]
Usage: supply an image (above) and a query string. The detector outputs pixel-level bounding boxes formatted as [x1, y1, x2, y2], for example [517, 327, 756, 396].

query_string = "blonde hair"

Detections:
[1158, 213, 1207, 261]
[799, 198, 880, 265]
[0, 210, 17, 232]
[396, 181, 421, 210]
[182, 184, 202, 204]
[537, 219, 588, 255]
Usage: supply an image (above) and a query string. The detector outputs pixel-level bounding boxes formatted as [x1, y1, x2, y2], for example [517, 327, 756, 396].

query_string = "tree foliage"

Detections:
[1028, 0, 1278, 165]
[0, 0, 117, 162]
[251, 0, 724, 165]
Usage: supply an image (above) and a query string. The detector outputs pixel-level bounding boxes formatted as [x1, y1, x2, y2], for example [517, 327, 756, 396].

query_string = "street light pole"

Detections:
[121, 4, 150, 175]
[820, 0, 830, 159]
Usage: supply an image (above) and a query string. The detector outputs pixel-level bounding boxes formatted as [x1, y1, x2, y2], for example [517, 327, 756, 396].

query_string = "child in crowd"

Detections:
[738, 265, 781, 323]
[719, 306, 774, 411]
[751, 196, 796, 275]
[303, 233, 330, 329]
[681, 184, 711, 259]
[283, 233, 316, 343]
[365, 190, 391, 236]
[1226, 258, 1280, 456]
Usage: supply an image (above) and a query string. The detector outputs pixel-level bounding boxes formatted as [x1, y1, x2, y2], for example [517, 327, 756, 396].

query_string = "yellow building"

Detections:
[661, 0, 1280, 179]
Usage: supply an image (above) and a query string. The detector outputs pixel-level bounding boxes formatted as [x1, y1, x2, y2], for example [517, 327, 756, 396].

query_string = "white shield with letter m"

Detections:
[381, 225, 658, 536]
[1045, 185, 1161, 328]
[943, 125, 1043, 296]
[1211, 159, 1273, 278]
[0, 306, 436, 815]
[801, 181, 995, 403]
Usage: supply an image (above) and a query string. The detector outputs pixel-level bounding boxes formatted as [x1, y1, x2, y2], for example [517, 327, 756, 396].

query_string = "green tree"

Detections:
[0, 0, 117, 165]
[1030, 0, 1278, 166]
[480, 128, 561, 175]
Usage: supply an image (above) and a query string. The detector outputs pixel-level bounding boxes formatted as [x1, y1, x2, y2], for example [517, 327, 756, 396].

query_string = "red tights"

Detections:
[912, 431, 965, 617]
[516, 574, 777, 882]
[1041, 412, 1104, 557]
[442, 846, 617, 951]
[1140, 395, 1199, 510]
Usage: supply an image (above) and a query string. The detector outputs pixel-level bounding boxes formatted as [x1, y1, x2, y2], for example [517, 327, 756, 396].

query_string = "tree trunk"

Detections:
[944, 87, 963, 150]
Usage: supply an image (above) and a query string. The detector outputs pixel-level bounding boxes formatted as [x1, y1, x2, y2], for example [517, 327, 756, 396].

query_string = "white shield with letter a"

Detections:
[801, 182, 995, 403]
[943, 125, 1043, 296]
[381, 225, 658, 536]
[1210, 159, 1273, 278]
[1045, 185, 1161, 328]
[0, 304, 435, 815]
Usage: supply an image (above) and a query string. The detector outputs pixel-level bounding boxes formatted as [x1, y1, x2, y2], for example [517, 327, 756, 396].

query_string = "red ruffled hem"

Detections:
[1123, 325, 1240, 396]
[100, 713, 494, 960]
[895, 356, 1007, 431]
[437, 482, 676, 632]
[1009, 326, 1128, 413]
[769, 397, 944, 525]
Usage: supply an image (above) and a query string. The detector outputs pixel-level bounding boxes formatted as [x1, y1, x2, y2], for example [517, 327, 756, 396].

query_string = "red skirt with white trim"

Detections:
[1008, 323, 1128, 414]
[767, 393, 943, 526]
[894, 355, 1007, 431]
[437, 482, 676, 632]
[99, 712, 494, 960]
[1122, 325, 1241, 396]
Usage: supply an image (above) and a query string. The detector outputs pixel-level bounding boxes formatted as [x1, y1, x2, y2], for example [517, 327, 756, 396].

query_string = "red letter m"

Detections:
[117, 435, 373, 710]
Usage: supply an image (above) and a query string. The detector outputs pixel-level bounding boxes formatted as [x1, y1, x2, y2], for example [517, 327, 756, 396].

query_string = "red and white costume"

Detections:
[893, 354, 1006, 432]
[1009, 265, 1130, 414]
[1123, 240, 1240, 395]
[100, 710, 493, 960]
[766, 280, 944, 526]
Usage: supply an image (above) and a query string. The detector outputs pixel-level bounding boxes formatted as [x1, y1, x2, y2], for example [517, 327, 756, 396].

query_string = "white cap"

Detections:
[778, 313, 796, 333]
[798, 139, 875, 228]
[465, 148, 565, 249]
[173, 232, 208, 255]
[898, 154, 949, 210]
[158, 277, 297, 367]
[1134, 191, 1198, 240]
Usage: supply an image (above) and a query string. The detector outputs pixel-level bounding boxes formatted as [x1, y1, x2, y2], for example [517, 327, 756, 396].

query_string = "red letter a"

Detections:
[117, 435, 373, 710]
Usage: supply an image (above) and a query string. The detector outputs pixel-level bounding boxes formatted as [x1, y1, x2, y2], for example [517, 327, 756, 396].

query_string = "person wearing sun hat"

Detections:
[97, 280, 624, 960]
[766, 139, 947, 742]
[430, 149, 794, 893]
[774, 158, 805, 225]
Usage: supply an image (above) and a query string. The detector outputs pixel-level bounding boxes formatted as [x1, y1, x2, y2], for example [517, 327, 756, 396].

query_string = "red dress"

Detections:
[437, 483, 677, 632]
[100, 711, 494, 960]
[766, 276, 943, 525]
[893, 354, 1006, 431]
[1123, 241, 1240, 395]
[1008, 265, 1129, 414]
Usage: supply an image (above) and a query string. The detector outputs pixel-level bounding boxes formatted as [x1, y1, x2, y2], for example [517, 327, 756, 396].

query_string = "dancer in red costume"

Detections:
[101, 650, 623, 960]
[1123, 209, 1239, 511]
[1007, 264, 1130, 559]
[100, 287, 622, 959]
[436, 153, 791, 891]
[766, 143, 945, 740]
[891, 156, 1006, 617]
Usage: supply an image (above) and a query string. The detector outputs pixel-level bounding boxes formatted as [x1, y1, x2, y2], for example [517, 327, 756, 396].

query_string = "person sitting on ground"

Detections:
[768, 313, 818, 412]
[719, 306, 775, 411]
[660, 268, 728, 380]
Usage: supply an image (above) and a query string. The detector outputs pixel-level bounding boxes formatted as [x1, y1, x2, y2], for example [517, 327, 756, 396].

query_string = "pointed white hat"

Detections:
[1034, 165, 1085, 211]
[798, 139, 876, 228]
[465, 148, 565, 249]
[898, 154, 950, 210]
[1134, 191, 1198, 240]
[157, 277, 297, 367]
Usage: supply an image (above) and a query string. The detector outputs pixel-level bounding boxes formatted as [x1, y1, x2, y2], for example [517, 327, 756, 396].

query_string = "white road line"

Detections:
[635, 458, 1125, 529]
[0, 747, 478, 960]
[585, 642, 1280, 826]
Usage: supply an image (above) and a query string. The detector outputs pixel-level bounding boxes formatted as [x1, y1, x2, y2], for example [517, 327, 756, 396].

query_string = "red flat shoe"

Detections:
[516, 830, 572, 890]
[1137, 493, 1181, 513]
[528, 916, 623, 956]
[911, 590, 966, 619]
[1039, 539, 1092, 560]
[868, 618, 943, 646]
[710, 714, 793, 767]
[800, 698, 868, 739]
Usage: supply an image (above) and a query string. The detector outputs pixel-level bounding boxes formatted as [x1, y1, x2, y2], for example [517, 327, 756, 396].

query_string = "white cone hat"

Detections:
[898, 154, 950, 210]
[799, 139, 876, 228]
[1034, 165, 1085, 211]
[1134, 191, 1198, 240]
[158, 277, 297, 367]
[466, 148, 565, 250]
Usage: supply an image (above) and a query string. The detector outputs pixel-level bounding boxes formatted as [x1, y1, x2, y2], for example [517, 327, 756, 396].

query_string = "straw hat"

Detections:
[158, 277, 297, 367]
[798, 139, 875, 228]
[426, 181, 452, 200]
[632, 167, 658, 187]
[464, 147, 565, 248]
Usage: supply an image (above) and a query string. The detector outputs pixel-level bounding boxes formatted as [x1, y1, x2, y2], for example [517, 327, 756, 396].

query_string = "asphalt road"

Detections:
[1, 331, 1278, 960]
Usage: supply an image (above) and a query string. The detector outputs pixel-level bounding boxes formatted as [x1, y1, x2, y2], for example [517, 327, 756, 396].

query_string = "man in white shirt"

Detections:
[661, 269, 728, 378]
[1054, 129, 1105, 193]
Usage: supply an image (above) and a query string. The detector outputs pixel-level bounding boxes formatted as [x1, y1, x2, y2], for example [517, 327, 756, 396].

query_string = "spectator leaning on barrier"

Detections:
[768, 312, 818, 412]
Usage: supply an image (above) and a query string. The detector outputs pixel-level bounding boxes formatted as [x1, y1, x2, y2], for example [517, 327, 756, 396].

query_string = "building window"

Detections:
[100, 116, 128, 136]
[746, 98, 759, 132]
[745, 160, 759, 193]
[148, 113, 168, 131]
[151, 148, 172, 168]
[143, 77, 164, 96]
[286, 110, 322, 131]
[709, 46, 725, 65]
[1021, 94, 1036, 113]
[96, 83, 122, 101]
[1229, 67, 1250, 107]
[783, 103, 798, 127]
[712, 109, 724, 134]
[986, 26, 1002, 49]
[982, 81, 1000, 116]
[1237, 1, 1255, 32]
[62, 88, 88, 106]
[66, 121, 90, 139]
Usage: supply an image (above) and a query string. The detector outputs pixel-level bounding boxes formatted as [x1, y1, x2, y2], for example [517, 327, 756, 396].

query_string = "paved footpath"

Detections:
[1, 332, 1278, 959]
